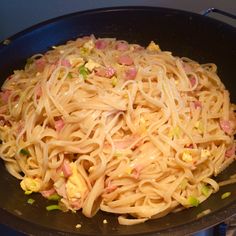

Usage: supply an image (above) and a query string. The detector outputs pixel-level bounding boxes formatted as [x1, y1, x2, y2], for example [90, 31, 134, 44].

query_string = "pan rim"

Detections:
[0, 5, 236, 236]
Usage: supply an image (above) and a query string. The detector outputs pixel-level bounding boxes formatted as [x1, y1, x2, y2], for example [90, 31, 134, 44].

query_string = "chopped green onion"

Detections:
[27, 198, 35, 205]
[24, 190, 32, 195]
[201, 184, 210, 197]
[20, 149, 30, 156]
[48, 193, 61, 201]
[188, 196, 199, 207]
[111, 77, 118, 87]
[79, 65, 89, 79]
[80, 47, 89, 56]
[221, 192, 231, 199]
[46, 204, 61, 211]
[67, 72, 73, 79]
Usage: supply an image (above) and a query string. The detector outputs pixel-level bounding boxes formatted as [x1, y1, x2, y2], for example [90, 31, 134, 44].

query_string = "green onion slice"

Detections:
[20, 149, 30, 156]
[221, 192, 231, 199]
[79, 65, 89, 79]
[201, 184, 210, 197]
[48, 193, 61, 201]
[188, 196, 199, 207]
[46, 204, 61, 211]
[27, 198, 35, 205]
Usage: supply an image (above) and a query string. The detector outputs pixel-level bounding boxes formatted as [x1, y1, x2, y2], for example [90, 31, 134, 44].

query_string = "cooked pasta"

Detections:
[0, 36, 235, 225]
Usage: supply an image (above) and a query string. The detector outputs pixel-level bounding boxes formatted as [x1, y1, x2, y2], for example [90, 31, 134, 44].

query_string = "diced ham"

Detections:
[225, 145, 235, 157]
[6, 75, 13, 81]
[125, 67, 137, 80]
[220, 119, 233, 135]
[116, 41, 129, 51]
[55, 119, 65, 132]
[61, 59, 71, 67]
[105, 180, 117, 193]
[131, 165, 143, 179]
[118, 55, 134, 66]
[189, 75, 196, 87]
[106, 185, 117, 193]
[95, 39, 107, 49]
[35, 86, 42, 99]
[13, 95, 19, 102]
[193, 100, 202, 109]
[113, 134, 140, 149]
[185, 144, 194, 149]
[35, 58, 46, 72]
[183, 63, 192, 74]
[62, 160, 72, 178]
[40, 187, 56, 198]
[0, 90, 11, 103]
[95, 67, 116, 78]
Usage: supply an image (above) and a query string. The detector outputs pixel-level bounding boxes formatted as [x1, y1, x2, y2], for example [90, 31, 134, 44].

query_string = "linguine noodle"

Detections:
[0, 36, 235, 225]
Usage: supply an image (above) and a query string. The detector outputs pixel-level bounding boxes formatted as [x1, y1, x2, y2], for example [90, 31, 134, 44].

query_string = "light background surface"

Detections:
[0, 0, 235, 42]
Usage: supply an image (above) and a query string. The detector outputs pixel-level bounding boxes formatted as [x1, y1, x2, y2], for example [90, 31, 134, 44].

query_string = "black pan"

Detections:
[0, 6, 236, 236]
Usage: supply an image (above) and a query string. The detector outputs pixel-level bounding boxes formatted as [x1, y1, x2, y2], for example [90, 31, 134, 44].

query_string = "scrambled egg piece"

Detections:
[182, 151, 193, 162]
[125, 166, 133, 175]
[85, 59, 100, 71]
[20, 177, 42, 192]
[83, 39, 95, 52]
[168, 126, 181, 138]
[66, 55, 84, 67]
[201, 149, 211, 158]
[147, 41, 161, 52]
[194, 121, 204, 134]
[66, 163, 88, 200]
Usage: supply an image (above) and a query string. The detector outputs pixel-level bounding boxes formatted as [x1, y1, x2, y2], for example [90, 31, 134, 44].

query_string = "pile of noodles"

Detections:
[0, 35, 235, 225]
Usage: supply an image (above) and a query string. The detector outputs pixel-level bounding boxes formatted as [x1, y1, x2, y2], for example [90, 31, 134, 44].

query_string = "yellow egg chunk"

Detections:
[20, 177, 42, 192]
[66, 163, 88, 200]
[85, 59, 101, 71]
[146, 41, 161, 52]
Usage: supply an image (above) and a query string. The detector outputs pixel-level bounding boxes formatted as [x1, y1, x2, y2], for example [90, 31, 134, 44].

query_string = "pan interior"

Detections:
[0, 7, 235, 236]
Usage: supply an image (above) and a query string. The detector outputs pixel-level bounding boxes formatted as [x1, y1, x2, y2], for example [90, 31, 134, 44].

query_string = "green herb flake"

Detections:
[201, 184, 210, 197]
[48, 193, 61, 201]
[20, 149, 30, 156]
[221, 192, 231, 199]
[24, 190, 32, 195]
[67, 72, 73, 79]
[27, 198, 35, 205]
[46, 204, 61, 211]
[188, 196, 199, 207]
[79, 65, 89, 79]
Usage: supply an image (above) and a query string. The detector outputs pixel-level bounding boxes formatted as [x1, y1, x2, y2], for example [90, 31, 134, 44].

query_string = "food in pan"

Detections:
[0, 36, 235, 225]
